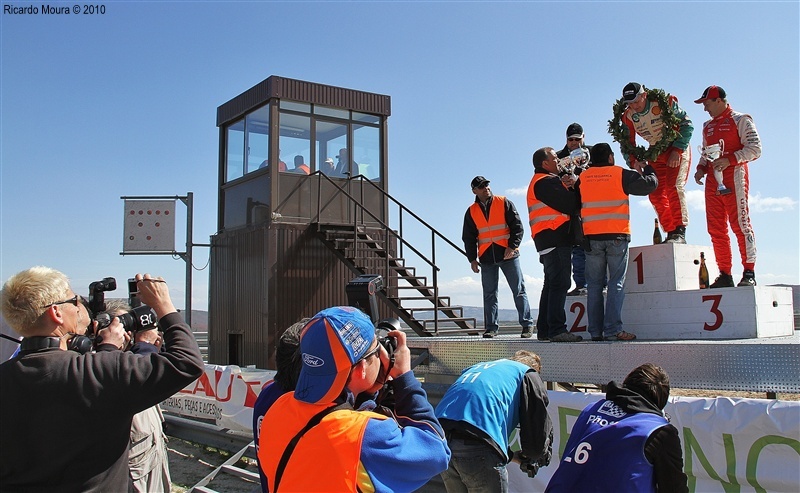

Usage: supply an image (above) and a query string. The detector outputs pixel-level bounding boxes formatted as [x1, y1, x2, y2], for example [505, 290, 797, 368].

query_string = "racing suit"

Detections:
[622, 94, 693, 234]
[697, 105, 761, 274]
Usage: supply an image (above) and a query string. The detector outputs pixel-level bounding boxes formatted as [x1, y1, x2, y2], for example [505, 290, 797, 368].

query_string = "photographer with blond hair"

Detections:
[0, 267, 203, 492]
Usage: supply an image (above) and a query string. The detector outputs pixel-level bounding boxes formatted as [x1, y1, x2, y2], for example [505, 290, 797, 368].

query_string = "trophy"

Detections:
[699, 140, 732, 195]
[556, 147, 590, 184]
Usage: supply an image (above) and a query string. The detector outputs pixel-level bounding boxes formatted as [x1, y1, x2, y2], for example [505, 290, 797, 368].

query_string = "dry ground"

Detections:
[168, 438, 259, 493]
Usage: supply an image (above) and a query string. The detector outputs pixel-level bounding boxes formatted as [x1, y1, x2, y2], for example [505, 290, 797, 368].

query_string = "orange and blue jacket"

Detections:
[258, 372, 450, 492]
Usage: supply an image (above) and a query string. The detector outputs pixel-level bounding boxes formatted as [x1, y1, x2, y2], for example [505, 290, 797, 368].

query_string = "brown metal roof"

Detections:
[216, 75, 391, 126]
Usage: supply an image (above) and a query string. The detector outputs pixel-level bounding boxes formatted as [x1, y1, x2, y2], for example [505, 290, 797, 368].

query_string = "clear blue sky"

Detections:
[2, 1, 798, 313]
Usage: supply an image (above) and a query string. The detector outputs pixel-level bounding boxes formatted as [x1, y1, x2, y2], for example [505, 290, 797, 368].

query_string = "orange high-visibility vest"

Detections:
[469, 196, 511, 257]
[580, 166, 630, 235]
[259, 392, 388, 492]
[526, 174, 569, 239]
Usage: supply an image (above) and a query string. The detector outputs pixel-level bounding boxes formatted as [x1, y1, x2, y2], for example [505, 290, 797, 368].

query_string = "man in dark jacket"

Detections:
[557, 123, 592, 297]
[527, 148, 582, 342]
[0, 267, 204, 492]
[546, 363, 689, 493]
[462, 175, 533, 338]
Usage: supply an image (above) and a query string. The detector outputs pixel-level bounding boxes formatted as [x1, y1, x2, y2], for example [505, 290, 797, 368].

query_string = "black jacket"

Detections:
[0, 312, 204, 492]
[606, 382, 689, 493]
[530, 168, 580, 252]
[462, 194, 525, 264]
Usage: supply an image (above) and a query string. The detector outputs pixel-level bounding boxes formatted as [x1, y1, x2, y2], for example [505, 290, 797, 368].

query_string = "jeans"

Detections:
[536, 246, 572, 339]
[571, 245, 586, 288]
[481, 256, 532, 333]
[585, 238, 630, 338]
[441, 437, 508, 493]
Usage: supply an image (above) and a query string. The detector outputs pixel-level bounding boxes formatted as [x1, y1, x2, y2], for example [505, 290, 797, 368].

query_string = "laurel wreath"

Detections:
[608, 87, 681, 164]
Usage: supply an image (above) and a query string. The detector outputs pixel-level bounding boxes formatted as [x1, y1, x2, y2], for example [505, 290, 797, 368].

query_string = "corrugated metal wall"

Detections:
[209, 222, 394, 369]
[208, 226, 269, 366]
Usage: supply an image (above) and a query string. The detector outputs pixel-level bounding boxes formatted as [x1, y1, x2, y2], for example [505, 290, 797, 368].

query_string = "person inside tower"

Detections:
[291, 155, 310, 174]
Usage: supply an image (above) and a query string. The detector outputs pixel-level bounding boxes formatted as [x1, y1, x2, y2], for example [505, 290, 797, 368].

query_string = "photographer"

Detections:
[0, 267, 204, 492]
[258, 306, 451, 492]
[435, 350, 553, 491]
[101, 299, 171, 493]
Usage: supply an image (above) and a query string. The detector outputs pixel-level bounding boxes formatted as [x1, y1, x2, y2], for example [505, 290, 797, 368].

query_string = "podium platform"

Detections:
[564, 243, 794, 340]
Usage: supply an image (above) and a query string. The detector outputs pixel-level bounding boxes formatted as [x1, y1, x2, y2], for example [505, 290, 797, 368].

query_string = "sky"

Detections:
[1, 1, 798, 316]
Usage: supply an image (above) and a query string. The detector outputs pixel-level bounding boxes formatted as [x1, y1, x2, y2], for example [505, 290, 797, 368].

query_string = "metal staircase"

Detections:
[311, 174, 478, 336]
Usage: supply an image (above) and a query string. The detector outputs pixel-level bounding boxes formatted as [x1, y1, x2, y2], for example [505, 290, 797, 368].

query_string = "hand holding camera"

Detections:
[95, 316, 130, 350]
[132, 274, 176, 319]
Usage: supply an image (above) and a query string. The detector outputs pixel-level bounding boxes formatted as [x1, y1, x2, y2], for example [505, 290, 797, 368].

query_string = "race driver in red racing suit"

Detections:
[620, 82, 694, 244]
[693, 85, 762, 288]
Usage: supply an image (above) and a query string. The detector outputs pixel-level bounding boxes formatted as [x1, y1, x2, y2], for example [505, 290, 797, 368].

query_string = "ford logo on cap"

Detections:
[302, 353, 325, 367]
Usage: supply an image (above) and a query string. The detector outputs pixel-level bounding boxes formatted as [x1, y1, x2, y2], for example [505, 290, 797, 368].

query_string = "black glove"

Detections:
[519, 459, 541, 478]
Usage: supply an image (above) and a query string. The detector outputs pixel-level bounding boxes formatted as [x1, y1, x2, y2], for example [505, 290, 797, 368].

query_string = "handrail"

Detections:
[309, 172, 455, 271]
[357, 174, 467, 257]
[290, 171, 468, 334]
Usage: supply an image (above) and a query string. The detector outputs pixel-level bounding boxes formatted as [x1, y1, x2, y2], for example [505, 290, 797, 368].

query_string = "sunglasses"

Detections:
[358, 343, 381, 363]
[43, 294, 86, 309]
[567, 137, 582, 142]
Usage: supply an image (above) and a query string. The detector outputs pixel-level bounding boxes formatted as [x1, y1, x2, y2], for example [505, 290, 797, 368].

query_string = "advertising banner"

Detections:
[163, 365, 800, 491]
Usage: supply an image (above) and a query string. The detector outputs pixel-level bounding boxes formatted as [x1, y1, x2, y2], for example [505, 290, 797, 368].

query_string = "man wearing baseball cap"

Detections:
[617, 82, 694, 244]
[693, 86, 762, 288]
[258, 306, 450, 492]
[462, 176, 534, 338]
[557, 123, 592, 296]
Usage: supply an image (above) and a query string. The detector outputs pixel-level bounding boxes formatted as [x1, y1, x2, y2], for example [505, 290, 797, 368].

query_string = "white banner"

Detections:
[508, 392, 800, 492]
[164, 365, 800, 491]
[161, 364, 275, 432]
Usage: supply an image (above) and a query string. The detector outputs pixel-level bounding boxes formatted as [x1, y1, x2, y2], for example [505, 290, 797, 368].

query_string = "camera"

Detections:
[375, 318, 399, 357]
[345, 274, 399, 352]
[95, 305, 158, 333]
[87, 277, 117, 317]
[87, 276, 158, 334]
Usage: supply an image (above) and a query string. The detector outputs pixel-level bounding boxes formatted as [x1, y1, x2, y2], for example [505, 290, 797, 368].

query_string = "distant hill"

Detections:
[413, 306, 537, 324]
[184, 310, 208, 331]
[177, 284, 800, 331]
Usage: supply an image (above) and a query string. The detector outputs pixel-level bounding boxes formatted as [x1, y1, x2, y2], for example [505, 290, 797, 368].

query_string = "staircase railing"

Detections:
[292, 171, 469, 334]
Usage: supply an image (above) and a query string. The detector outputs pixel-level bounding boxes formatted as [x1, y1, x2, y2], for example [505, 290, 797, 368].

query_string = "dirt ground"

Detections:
[168, 438, 259, 493]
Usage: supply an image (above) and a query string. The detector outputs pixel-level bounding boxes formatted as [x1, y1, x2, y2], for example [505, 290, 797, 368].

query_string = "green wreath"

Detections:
[607, 87, 681, 164]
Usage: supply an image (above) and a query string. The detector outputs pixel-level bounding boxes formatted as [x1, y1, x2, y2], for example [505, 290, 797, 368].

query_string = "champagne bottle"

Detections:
[699, 252, 710, 289]
[653, 218, 663, 245]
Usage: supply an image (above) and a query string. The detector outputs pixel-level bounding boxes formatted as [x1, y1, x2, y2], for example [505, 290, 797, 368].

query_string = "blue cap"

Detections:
[293, 306, 375, 404]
